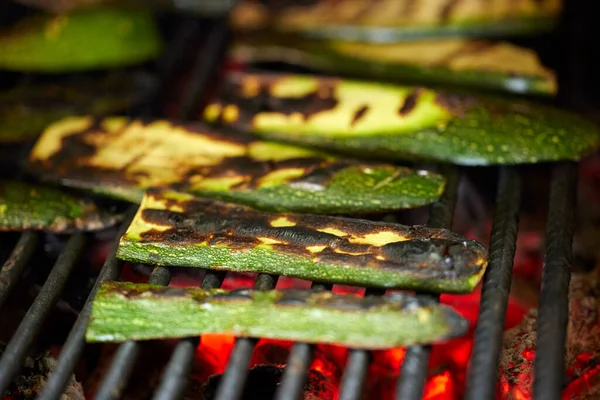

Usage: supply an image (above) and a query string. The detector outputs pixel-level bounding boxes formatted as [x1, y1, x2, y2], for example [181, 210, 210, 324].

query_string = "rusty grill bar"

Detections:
[0, 5, 582, 400]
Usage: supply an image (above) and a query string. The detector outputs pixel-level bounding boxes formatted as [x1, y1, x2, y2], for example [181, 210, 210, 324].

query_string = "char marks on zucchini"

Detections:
[117, 190, 488, 293]
[27, 116, 446, 213]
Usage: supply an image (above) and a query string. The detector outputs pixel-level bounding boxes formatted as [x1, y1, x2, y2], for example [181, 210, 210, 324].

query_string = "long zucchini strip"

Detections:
[204, 73, 600, 166]
[230, 0, 561, 42]
[0, 180, 120, 233]
[86, 281, 470, 348]
[27, 116, 445, 214]
[231, 36, 557, 96]
[117, 190, 488, 293]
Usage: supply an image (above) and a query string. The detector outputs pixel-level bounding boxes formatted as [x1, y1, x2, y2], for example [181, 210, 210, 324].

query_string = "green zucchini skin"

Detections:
[117, 190, 488, 293]
[0, 180, 120, 232]
[0, 72, 151, 143]
[0, 8, 163, 72]
[27, 116, 446, 214]
[205, 73, 600, 166]
[86, 281, 469, 348]
[231, 37, 557, 97]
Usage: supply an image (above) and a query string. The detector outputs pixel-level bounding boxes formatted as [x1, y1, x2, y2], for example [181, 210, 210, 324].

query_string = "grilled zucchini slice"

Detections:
[86, 281, 469, 348]
[28, 116, 446, 214]
[231, 36, 557, 96]
[0, 180, 120, 232]
[0, 7, 162, 72]
[230, 0, 561, 42]
[117, 190, 488, 293]
[205, 73, 600, 166]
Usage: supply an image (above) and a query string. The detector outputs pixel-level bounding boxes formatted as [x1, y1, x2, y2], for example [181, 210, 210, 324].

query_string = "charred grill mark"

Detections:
[398, 90, 421, 116]
[435, 40, 496, 66]
[350, 105, 369, 126]
[434, 92, 479, 117]
[220, 76, 340, 125]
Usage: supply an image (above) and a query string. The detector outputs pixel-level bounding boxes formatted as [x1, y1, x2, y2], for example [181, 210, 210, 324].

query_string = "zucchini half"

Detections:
[204, 73, 600, 166]
[0, 7, 163, 72]
[27, 116, 446, 214]
[0, 180, 120, 233]
[230, 0, 561, 42]
[86, 281, 470, 348]
[231, 36, 557, 96]
[116, 190, 489, 293]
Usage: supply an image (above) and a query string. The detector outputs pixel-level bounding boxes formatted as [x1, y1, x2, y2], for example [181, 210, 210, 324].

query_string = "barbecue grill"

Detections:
[0, 1, 594, 399]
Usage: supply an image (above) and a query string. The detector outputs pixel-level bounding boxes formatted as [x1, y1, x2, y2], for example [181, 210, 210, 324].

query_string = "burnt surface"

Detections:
[214, 74, 340, 127]
[134, 193, 486, 279]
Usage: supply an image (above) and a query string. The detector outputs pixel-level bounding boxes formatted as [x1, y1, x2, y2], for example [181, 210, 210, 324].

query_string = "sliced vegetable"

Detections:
[117, 190, 488, 293]
[27, 116, 446, 214]
[0, 72, 153, 143]
[230, 0, 561, 42]
[0, 8, 162, 72]
[231, 36, 557, 96]
[0, 180, 120, 232]
[205, 73, 600, 166]
[86, 281, 469, 348]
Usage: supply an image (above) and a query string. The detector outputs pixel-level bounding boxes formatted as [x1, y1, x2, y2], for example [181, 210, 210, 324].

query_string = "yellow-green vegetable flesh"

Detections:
[230, 0, 561, 42]
[117, 190, 489, 293]
[231, 36, 557, 96]
[86, 281, 470, 348]
[205, 73, 600, 166]
[27, 116, 446, 214]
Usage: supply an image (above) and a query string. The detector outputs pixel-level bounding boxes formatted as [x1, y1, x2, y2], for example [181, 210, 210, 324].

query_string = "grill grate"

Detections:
[0, 4, 583, 400]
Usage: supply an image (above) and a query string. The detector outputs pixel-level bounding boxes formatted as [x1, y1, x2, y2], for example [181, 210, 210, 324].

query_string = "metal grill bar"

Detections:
[338, 349, 370, 400]
[465, 167, 522, 399]
[94, 266, 172, 400]
[533, 162, 578, 400]
[0, 233, 86, 395]
[274, 343, 313, 400]
[152, 337, 199, 400]
[148, 272, 226, 400]
[36, 207, 137, 400]
[337, 288, 385, 400]
[213, 273, 280, 400]
[396, 166, 460, 400]
[0, 231, 39, 309]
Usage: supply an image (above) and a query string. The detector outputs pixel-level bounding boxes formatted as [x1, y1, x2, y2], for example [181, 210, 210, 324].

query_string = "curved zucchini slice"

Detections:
[0, 72, 152, 143]
[0, 180, 120, 233]
[27, 116, 445, 214]
[231, 37, 557, 96]
[117, 190, 489, 293]
[0, 8, 162, 72]
[86, 282, 469, 348]
[205, 73, 600, 166]
[230, 0, 561, 42]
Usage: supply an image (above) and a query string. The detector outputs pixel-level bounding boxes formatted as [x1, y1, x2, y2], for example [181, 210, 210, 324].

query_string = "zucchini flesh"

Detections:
[231, 36, 557, 96]
[117, 190, 488, 293]
[0, 8, 163, 72]
[230, 0, 561, 42]
[0, 180, 120, 233]
[27, 116, 446, 214]
[0, 72, 151, 143]
[204, 73, 600, 166]
[86, 281, 470, 349]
